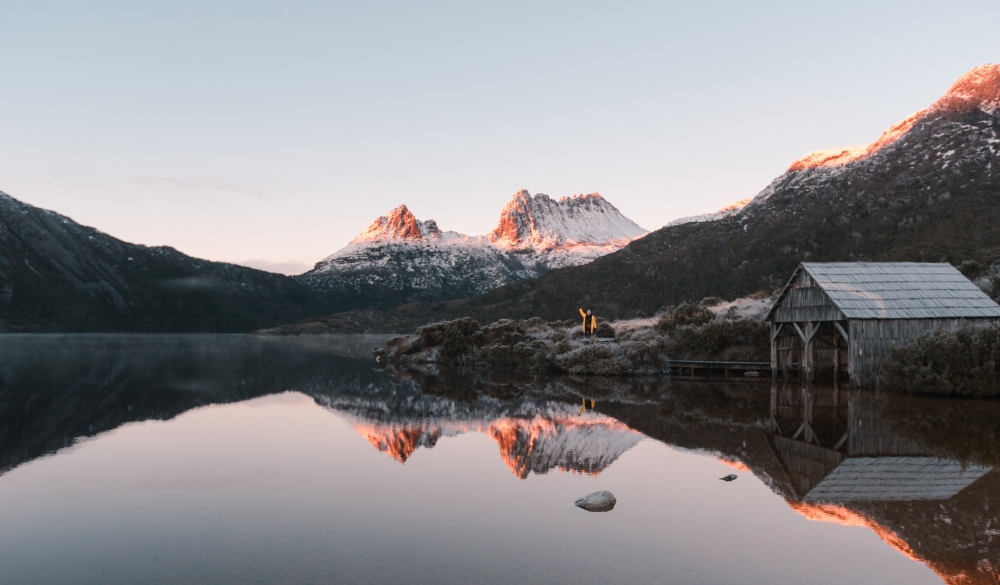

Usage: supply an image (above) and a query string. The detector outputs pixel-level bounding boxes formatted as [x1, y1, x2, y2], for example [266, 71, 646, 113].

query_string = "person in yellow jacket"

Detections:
[578, 308, 596, 337]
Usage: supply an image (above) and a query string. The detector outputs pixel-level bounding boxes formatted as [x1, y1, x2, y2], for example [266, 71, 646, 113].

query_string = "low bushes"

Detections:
[657, 303, 714, 333]
[378, 302, 771, 376]
[881, 325, 1000, 397]
[671, 318, 770, 361]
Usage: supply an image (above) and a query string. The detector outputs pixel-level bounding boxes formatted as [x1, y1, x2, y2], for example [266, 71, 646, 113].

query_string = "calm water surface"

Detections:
[0, 335, 997, 585]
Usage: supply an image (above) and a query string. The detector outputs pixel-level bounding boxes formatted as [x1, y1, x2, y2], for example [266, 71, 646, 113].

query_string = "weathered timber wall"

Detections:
[848, 318, 999, 387]
[772, 272, 846, 323]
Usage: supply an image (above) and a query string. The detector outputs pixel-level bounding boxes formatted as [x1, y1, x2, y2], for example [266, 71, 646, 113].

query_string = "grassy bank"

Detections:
[375, 297, 771, 377]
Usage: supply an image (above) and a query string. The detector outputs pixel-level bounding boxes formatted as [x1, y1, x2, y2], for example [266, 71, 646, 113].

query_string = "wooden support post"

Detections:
[794, 323, 811, 383]
[833, 333, 839, 381]
[770, 323, 778, 378]
[791, 322, 819, 384]
[833, 321, 849, 343]
[834, 320, 851, 385]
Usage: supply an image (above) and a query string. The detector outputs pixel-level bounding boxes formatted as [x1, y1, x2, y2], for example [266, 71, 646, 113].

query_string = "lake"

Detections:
[0, 334, 996, 585]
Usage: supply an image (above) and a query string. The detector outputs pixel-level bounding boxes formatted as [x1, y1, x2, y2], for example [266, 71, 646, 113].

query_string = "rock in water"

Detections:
[574, 490, 617, 512]
[720, 474, 738, 482]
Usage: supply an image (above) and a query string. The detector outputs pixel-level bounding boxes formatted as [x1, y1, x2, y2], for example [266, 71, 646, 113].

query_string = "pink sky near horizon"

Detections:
[0, 0, 998, 274]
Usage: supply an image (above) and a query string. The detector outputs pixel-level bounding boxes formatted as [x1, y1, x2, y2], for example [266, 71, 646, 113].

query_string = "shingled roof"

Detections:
[803, 457, 990, 502]
[767, 262, 1000, 320]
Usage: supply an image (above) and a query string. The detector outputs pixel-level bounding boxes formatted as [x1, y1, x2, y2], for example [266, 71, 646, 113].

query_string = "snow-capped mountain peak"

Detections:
[789, 63, 1000, 172]
[488, 190, 647, 252]
[301, 190, 648, 305]
[350, 204, 443, 244]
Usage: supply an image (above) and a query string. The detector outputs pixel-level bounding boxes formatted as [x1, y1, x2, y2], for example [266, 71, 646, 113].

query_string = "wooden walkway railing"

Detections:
[669, 360, 771, 378]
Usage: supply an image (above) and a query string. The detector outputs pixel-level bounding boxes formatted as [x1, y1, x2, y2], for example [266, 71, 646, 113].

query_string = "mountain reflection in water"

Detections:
[0, 335, 997, 584]
[318, 387, 643, 477]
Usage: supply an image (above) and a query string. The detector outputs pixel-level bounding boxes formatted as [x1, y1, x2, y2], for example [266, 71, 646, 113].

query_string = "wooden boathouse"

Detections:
[766, 262, 1000, 387]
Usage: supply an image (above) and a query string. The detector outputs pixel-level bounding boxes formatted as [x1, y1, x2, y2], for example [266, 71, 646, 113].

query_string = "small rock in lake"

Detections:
[720, 474, 738, 482]
[574, 490, 616, 512]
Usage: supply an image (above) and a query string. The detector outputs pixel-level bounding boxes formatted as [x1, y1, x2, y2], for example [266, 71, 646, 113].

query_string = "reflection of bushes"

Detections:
[882, 394, 1000, 466]
[882, 326, 1000, 397]
[657, 382, 771, 428]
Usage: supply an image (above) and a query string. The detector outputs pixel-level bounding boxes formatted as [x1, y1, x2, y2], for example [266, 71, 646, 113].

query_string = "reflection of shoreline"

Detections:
[0, 335, 390, 477]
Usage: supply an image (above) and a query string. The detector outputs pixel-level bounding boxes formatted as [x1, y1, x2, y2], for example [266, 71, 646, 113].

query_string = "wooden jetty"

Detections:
[669, 359, 770, 378]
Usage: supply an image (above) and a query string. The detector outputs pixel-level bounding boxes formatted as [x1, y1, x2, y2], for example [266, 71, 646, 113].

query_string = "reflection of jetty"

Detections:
[768, 384, 990, 502]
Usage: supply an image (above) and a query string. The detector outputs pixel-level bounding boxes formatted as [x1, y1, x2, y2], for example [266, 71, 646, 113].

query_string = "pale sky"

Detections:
[1, 1, 998, 274]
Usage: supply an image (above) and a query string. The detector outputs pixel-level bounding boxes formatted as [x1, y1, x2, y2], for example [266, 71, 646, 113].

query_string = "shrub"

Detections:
[958, 259, 982, 277]
[988, 274, 1000, 303]
[657, 303, 714, 333]
[556, 344, 631, 376]
[671, 318, 769, 361]
[479, 319, 527, 346]
[881, 326, 1000, 397]
[595, 322, 616, 338]
[414, 317, 480, 363]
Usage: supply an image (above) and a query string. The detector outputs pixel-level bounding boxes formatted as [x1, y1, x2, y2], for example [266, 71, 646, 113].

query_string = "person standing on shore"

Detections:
[578, 308, 596, 337]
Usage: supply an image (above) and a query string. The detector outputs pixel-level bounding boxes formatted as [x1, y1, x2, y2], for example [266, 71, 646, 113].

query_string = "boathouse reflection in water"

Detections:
[768, 384, 990, 501]
[767, 382, 998, 584]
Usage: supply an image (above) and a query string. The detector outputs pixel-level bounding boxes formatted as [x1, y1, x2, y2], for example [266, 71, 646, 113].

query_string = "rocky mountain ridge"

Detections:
[0, 191, 344, 332]
[298, 190, 647, 309]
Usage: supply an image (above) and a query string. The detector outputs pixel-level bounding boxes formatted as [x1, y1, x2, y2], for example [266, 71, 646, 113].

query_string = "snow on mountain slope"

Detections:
[672, 64, 1000, 227]
[488, 190, 648, 269]
[789, 63, 1000, 172]
[299, 191, 647, 307]
[666, 198, 752, 228]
